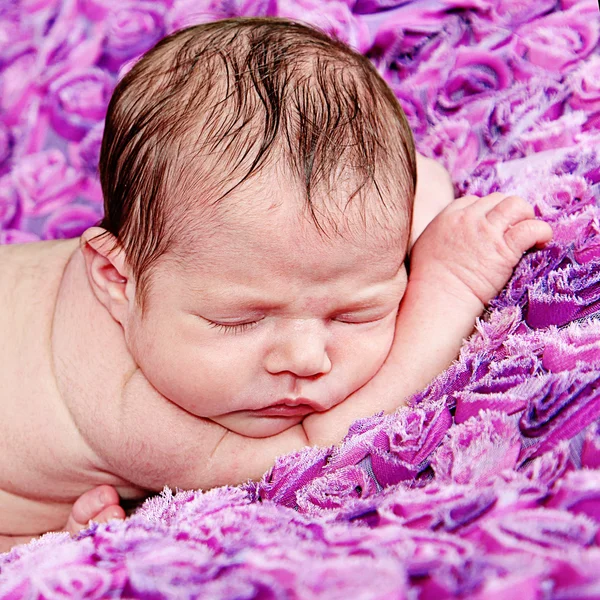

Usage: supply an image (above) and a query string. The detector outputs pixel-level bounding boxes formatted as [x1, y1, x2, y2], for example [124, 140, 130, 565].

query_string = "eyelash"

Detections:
[206, 316, 383, 334]
[207, 320, 261, 334]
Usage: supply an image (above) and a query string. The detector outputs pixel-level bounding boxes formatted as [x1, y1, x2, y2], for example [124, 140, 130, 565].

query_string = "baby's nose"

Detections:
[264, 320, 332, 378]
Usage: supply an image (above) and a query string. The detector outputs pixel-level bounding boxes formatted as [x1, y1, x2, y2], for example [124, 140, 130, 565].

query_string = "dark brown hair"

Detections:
[98, 17, 416, 307]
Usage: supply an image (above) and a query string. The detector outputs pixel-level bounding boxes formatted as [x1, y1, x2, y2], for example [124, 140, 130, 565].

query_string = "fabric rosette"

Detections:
[569, 54, 600, 114]
[514, 6, 599, 73]
[99, 2, 167, 72]
[519, 370, 600, 459]
[431, 410, 521, 485]
[48, 68, 114, 142]
[0, 175, 18, 229]
[42, 204, 102, 239]
[436, 0, 556, 26]
[525, 260, 600, 329]
[256, 445, 331, 508]
[542, 321, 600, 373]
[368, 401, 452, 487]
[295, 465, 379, 516]
[277, 0, 372, 53]
[435, 46, 513, 116]
[11, 149, 84, 217]
[453, 354, 542, 424]
[547, 470, 600, 523]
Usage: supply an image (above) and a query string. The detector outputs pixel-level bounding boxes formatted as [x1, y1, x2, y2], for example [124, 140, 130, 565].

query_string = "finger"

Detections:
[505, 219, 553, 256]
[449, 192, 509, 213]
[90, 504, 126, 524]
[66, 485, 120, 534]
[486, 195, 535, 229]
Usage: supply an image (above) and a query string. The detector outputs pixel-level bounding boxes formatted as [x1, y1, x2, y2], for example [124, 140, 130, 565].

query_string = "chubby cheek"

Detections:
[126, 314, 256, 416]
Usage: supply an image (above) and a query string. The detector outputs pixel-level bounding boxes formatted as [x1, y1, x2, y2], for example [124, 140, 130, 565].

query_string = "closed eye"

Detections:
[333, 313, 390, 324]
[206, 319, 262, 334]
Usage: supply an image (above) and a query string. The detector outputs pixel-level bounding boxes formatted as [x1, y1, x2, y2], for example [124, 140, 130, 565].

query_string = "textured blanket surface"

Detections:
[2, 0, 600, 598]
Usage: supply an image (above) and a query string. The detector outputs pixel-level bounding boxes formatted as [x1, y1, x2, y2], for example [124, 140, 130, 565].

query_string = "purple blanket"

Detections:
[2, 0, 600, 597]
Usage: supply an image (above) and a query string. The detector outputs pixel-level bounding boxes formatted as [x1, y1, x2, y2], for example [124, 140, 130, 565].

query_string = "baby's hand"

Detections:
[409, 193, 553, 307]
[65, 485, 125, 535]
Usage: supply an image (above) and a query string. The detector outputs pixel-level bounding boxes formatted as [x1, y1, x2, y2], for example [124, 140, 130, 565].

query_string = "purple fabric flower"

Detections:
[519, 371, 600, 458]
[569, 54, 600, 113]
[471, 508, 597, 554]
[436, 47, 513, 114]
[42, 204, 102, 239]
[368, 12, 462, 80]
[542, 321, 600, 373]
[369, 401, 452, 487]
[431, 411, 521, 484]
[420, 118, 481, 180]
[525, 260, 600, 329]
[48, 68, 113, 142]
[257, 445, 331, 508]
[99, 2, 167, 72]
[0, 174, 18, 228]
[515, 7, 599, 73]
[454, 354, 541, 423]
[36, 16, 105, 86]
[295, 465, 379, 516]
[277, 0, 372, 53]
[0, 47, 38, 125]
[484, 78, 568, 157]
[11, 149, 83, 217]
[547, 470, 600, 523]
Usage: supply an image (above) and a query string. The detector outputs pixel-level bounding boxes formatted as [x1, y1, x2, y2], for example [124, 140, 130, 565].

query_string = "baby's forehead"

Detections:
[166, 185, 409, 285]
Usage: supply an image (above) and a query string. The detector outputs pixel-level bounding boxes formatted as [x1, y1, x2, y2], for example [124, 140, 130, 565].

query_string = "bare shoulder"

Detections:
[411, 153, 455, 249]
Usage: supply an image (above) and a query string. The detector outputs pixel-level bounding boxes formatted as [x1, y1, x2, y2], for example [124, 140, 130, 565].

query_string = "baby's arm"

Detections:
[302, 193, 553, 446]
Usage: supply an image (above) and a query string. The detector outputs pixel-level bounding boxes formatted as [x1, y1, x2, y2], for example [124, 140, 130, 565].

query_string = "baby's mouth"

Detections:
[250, 401, 315, 417]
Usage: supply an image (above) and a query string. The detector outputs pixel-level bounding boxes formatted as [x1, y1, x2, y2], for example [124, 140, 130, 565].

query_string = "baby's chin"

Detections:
[210, 412, 305, 438]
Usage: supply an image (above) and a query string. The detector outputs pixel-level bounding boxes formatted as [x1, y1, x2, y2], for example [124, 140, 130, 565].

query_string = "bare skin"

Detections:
[0, 159, 551, 553]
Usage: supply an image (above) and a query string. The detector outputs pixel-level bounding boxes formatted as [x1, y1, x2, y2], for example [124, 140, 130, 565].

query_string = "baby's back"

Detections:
[0, 239, 91, 533]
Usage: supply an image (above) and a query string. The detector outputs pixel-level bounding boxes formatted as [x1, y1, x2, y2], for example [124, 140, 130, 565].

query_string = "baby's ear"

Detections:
[80, 227, 132, 324]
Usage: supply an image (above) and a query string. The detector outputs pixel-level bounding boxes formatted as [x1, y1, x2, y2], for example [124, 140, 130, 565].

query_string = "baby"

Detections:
[0, 18, 552, 551]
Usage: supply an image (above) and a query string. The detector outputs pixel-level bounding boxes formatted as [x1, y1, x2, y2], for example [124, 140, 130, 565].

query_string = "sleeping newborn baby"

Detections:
[0, 18, 552, 551]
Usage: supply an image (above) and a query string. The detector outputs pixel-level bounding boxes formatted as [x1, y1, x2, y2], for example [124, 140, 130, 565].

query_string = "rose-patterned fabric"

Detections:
[1, 0, 600, 598]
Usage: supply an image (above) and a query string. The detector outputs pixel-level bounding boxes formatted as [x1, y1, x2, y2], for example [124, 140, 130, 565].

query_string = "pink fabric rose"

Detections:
[0, 175, 18, 228]
[48, 68, 114, 142]
[370, 401, 452, 487]
[542, 321, 600, 373]
[518, 111, 587, 154]
[0, 48, 38, 125]
[419, 118, 481, 181]
[37, 17, 105, 86]
[295, 465, 379, 516]
[166, 0, 273, 32]
[547, 470, 600, 522]
[436, 46, 513, 114]
[0, 119, 14, 176]
[438, 0, 556, 26]
[431, 410, 521, 485]
[68, 122, 104, 177]
[369, 12, 461, 80]
[0, 229, 41, 244]
[42, 204, 101, 239]
[12, 149, 84, 216]
[484, 78, 567, 157]
[257, 445, 331, 508]
[100, 2, 167, 72]
[277, 0, 372, 53]
[569, 54, 600, 113]
[515, 7, 599, 73]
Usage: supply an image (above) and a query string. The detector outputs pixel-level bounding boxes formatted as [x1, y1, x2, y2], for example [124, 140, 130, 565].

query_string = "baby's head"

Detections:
[82, 18, 416, 437]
